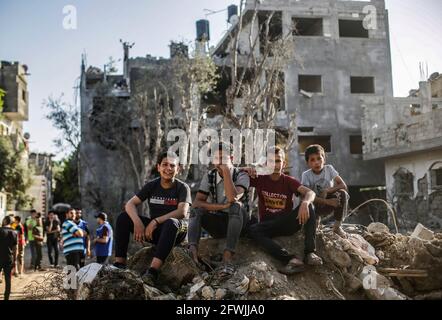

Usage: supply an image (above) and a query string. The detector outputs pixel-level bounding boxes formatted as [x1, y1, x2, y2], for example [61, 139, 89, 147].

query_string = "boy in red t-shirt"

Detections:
[243, 147, 323, 275]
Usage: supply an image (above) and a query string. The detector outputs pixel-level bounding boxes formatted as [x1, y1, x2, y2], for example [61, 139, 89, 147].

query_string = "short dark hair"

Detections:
[14, 216, 21, 223]
[30, 209, 37, 214]
[305, 144, 325, 162]
[2, 216, 12, 226]
[157, 151, 179, 166]
[268, 146, 285, 160]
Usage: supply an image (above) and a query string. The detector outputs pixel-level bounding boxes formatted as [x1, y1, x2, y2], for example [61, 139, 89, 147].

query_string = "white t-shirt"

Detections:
[301, 165, 339, 197]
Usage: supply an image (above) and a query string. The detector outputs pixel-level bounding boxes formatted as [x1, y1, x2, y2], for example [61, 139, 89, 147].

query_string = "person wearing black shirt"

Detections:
[114, 152, 192, 286]
[0, 216, 18, 300]
[45, 211, 61, 267]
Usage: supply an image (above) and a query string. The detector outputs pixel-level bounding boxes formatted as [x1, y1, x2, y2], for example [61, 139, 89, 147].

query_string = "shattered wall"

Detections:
[385, 150, 442, 231]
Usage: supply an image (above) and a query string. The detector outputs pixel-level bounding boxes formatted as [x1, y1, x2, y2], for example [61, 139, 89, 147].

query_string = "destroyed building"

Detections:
[0, 61, 30, 217]
[79, 41, 203, 224]
[211, 0, 393, 205]
[362, 76, 442, 230]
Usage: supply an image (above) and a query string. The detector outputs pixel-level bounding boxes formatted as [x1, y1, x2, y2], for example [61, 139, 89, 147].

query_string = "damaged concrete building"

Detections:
[211, 0, 393, 205]
[362, 77, 442, 230]
[79, 42, 200, 223]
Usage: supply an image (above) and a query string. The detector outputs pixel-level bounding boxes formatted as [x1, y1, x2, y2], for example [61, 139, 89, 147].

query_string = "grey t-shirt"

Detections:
[198, 167, 250, 213]
[301, 165, 339, 197]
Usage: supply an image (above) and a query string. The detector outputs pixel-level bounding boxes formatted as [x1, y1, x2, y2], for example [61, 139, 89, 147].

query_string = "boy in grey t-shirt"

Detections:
[301, 145, 349, 237]
[188, 142, 250, 276]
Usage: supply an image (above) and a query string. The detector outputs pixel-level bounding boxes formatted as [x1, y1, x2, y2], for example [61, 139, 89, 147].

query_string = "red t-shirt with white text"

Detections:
[250, 174, 301, 221]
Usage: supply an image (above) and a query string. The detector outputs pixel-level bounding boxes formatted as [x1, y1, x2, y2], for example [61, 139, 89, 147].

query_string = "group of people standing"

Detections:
[0, 207, 114, 300]
[111, 142, 350, 286]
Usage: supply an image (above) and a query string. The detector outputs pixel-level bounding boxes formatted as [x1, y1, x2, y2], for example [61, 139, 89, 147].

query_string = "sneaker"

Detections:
[113, 262, 127, 270]
[305, 253, 323, 266]
[141, 269, 158, 286]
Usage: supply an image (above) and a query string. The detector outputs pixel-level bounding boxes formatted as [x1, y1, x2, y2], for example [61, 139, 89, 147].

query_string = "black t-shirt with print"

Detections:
[136, 178, 192, 219]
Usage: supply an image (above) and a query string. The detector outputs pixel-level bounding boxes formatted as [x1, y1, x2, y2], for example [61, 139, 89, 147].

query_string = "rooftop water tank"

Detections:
[228, 5, 238, 23]
[196, 19, 210, 41]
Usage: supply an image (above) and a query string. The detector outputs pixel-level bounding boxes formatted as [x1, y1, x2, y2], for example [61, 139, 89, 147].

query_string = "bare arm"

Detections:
[326, 176, 348, 194]
[220, 166, 245, 203]
[125, 196, 145, 226]
[297, 186, 316, 225]
[155, 202, 190, 223]
[193, 192, 231, 212]
[298, 186, 316, 205]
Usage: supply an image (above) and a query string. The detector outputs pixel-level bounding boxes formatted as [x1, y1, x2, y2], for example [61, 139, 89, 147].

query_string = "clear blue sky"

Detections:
[1, 0, 441, 159]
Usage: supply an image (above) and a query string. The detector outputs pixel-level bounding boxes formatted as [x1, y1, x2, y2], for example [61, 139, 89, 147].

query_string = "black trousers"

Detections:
[65, 250, 82, 271]
[115, 212, 186, 262]
[0, 264, 12, 300]
[96, 256, 108, 264]
[248, 204, 317, 264]
[35, 242, 43, 270]
[47, 236, 59, 266]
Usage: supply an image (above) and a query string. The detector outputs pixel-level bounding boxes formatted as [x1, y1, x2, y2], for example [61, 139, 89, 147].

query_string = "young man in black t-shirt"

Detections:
[114, 152, 192, 285]
[0, 216, 18, 300]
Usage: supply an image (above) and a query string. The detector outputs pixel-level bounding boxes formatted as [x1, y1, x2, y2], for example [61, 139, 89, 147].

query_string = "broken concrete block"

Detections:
[248, 276, 261, 293]
[190, 280, 206, 294]
[411, 223, 434, 241]
[367, 222, 390, 234]
[347, 234, 379, 265]
[215, 288, 227, 300]
[128, 246, 199, 290]
[343, 272, 363, 293]
[327, 245, 352, 268]
[201, 286, 215, 300]
[359, 267, 408, 300]
[78, 267, 162, 300]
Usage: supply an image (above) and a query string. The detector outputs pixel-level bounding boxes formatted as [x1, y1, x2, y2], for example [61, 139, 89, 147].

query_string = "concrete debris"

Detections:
[215, 288, 227, 300]
[411, 223, 435, 241]
[201, 286, 215, 300]
[71, 223, 441, 301]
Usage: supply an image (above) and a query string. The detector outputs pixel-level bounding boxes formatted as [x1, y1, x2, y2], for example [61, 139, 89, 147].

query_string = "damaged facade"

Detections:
[211, 0, 393, 204]
[362, 77, 442, 230]
[79, 42, 202, 224]
[0, 61, 30, 217]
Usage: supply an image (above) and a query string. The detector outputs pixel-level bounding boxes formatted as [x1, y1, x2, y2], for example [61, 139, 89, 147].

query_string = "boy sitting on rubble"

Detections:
[301, 145, 350, 238]
[242, 146, 323, 275]
[188, 142, 251, 277]
[113, 152, 191, 286]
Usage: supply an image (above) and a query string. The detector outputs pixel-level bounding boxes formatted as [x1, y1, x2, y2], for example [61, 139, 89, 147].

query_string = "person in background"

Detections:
[93, 213, 113, 264]
[13, 216, 25, 278]
[45, 211, 61, 268]
[0, 216, 17, 300]
[25, 209, 38, 270]
[32, 214, 45, 271]
[74, 209, 91, 268]
[61, 210, 84, 271]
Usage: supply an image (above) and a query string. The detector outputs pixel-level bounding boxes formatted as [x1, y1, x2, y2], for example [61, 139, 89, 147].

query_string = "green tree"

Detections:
[52, 151, 81, 206]
[0, 88, 5, 118]
[0, 136, 33, 210]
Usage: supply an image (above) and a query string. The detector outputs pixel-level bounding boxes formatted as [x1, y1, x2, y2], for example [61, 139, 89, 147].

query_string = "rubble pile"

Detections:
[73, 223, 442, 301]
